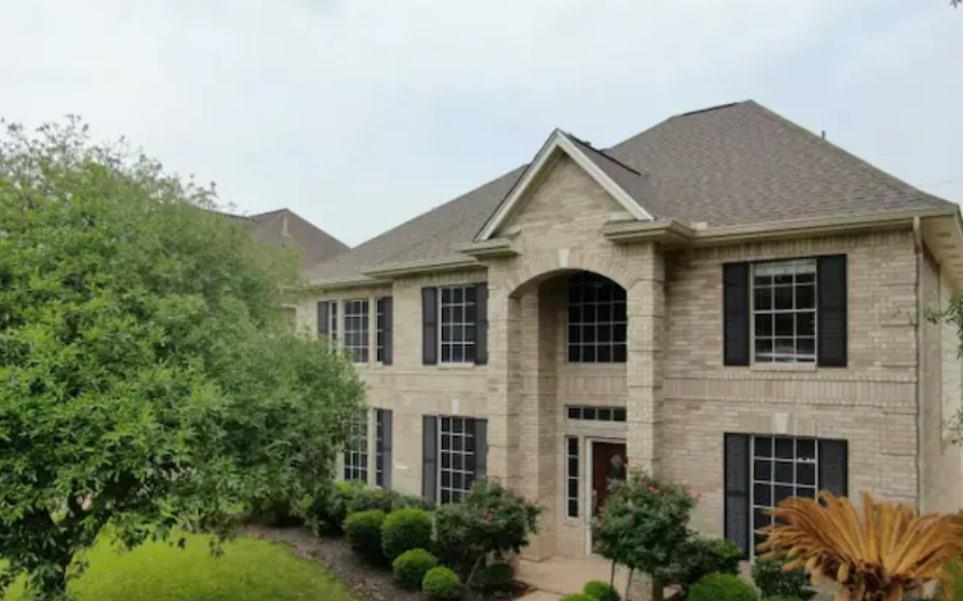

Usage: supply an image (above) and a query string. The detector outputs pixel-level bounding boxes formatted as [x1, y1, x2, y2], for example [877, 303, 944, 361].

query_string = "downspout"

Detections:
[913, 215, 925, 512]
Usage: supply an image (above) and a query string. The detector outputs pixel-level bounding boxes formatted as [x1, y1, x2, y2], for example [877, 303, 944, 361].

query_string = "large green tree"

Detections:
[0, 119, 364, 599]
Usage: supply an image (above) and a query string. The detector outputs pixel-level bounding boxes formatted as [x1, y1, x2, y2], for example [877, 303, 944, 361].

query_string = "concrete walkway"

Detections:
[516, 555, 634, 600]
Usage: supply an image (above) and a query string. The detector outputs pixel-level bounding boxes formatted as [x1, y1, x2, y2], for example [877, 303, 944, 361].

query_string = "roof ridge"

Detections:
[675, 101, 746, 118]
[564, 132, 644, 176]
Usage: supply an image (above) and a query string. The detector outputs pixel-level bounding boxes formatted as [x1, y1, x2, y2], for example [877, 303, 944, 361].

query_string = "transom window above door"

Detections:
[567, 273, 627, 363]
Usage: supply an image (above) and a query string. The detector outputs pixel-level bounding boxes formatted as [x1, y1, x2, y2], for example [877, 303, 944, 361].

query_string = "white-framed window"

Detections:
[752, 259, 816, 363]
[565, 437, 579, 518]
[343, 412, 369, 482]
[750, 435, 817, 549]
[344, 299, 369, 363]
[439, 285, 476, 364]
[567, 273, 627, 363]
[326, 300, 339, 348]
[438, 416, 477, 504]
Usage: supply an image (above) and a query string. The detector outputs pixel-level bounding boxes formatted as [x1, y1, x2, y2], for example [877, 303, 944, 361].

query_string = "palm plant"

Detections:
[757, 491, 963, 601]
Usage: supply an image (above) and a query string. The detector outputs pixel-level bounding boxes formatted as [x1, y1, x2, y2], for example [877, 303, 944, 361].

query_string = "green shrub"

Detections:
[308, 481, 364, 534]
[583, 579, 620, 601]
[392, 548, 438, 590]
[559, 595, 595, 601]
[382, 507, 433, 560]
[752, 557, 814, 600]
[344, 509, 387, 563]
[395, 492, 435, 512]
[687, 573, 758, 601]
[422, 566, 461, 600]
[348, 486, 395, 513]
[660, 536, 742, 593]
[762, 597, 803, 601]
[475, 561, 515, 593]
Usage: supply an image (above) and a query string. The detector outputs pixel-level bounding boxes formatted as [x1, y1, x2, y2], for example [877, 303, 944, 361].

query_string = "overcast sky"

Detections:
[2, 1, 960, 247]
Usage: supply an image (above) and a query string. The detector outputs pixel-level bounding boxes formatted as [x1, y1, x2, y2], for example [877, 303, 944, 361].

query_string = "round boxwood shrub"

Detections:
[475, 561, 514, 593]
[344, 509, 387, 563]
[422, 566, 461, 600]
[392, 548, 438, 590]
[688, 573, 758, 601]
[382, 507, 433, 560]
[583, 579, 620, 601]
[560, 595, 595, 601]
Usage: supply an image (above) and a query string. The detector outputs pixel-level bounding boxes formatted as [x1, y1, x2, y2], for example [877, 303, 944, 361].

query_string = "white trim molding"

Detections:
[476, 129, 653, 241]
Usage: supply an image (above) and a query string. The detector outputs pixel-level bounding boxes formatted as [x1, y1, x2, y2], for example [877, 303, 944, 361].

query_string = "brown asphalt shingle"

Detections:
[308, 100, 954, 283]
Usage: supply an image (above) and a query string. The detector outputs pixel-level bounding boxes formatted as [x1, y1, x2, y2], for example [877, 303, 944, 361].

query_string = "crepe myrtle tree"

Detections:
[0, 118, 365, 599]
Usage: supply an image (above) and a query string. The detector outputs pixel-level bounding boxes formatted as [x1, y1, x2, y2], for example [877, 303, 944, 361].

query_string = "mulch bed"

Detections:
[246, 525, 532, 601]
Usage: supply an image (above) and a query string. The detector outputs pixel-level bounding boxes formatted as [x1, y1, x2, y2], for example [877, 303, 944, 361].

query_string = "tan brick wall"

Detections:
[295, 152, 959, 560]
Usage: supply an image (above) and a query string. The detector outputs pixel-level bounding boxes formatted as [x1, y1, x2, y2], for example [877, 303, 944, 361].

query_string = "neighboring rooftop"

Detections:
[308, 100, 954, 284]
[235, 208, 349, 270]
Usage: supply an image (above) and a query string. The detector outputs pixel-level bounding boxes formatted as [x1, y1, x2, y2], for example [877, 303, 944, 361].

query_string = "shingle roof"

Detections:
[246, 208, 349, 270]
[308, 100, 953, 283]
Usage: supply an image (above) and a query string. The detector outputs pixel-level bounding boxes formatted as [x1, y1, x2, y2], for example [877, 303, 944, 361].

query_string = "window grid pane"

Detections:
[565, 405, 627, 423]
[328, 301, 339, 349]
[438, 416, 476, 504]
[439, 285, 476, 364]
[376, 298, 386, 363]
[567, 273, 627, 363]
[750, 435, 819, 552]
[343, 413, 368, 482]
[344, 299, 369, 363]
[375, 409, 386, 487]
[566, 437, 579, 518]
[752, 259, 817, 364]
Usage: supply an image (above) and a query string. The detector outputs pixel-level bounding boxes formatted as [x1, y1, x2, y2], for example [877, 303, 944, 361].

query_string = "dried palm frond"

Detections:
[757, 491, 963, 601]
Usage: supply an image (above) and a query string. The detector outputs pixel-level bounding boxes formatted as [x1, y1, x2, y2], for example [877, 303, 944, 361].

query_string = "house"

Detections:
[294, 100, 963, 560]
[234, 208, 349, 271]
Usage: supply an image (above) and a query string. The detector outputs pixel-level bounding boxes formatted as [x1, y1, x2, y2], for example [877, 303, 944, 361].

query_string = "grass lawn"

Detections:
[2, 531, 357, 601]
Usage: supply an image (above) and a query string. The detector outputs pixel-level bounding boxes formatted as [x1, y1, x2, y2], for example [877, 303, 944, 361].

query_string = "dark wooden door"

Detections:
[591, 442, 627, 516]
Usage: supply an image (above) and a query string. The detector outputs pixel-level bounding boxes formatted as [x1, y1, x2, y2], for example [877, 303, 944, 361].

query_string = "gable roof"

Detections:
[241, 208, 349, 270]
[308, 100, 955, 284]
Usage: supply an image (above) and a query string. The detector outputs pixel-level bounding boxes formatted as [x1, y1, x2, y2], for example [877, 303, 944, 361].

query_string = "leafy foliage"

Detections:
[582, 579, 620, 601]
[343, 510, 387, 563]
[474, 561, 515, 593]
[381, 508, 433, 561]
[309, 483, 433, 535]
[559, 595, 595, 601]
[659, 535, 741, 593]
[752, 557, 814, 600]
[591, 470, 695, 600]
[433, 482, 540, 585]
[0, 119, 364, 599]
[759, 491, 963, 601]
[421, 566, 461, 600]
[391, 548, 438, 590]
[687, 573, 758, 601]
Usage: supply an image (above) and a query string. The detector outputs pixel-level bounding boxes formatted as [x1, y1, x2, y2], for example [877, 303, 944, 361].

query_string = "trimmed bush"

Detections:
[309, 481, 363, 534]
[422, 566, 461, 600]
[475, 561, 514, 593]
[392, 548, 438, 590]
[662, 536, 742, 593]
[559, 595, 595, 601]
[344, 509, 387, 563]
[752, 557, 815, 600]
[382, 507, 433, 560]
[687, 573, 758, 601]
[583, 579, 620, 601]
[348, 486, 395, 513]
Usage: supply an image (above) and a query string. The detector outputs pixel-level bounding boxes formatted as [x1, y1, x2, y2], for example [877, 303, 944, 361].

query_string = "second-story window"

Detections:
[567, 273, 627, 363]
[344, 299, 369, 363]
[440, 285, 476, 363]
[752, 259, 816, 363]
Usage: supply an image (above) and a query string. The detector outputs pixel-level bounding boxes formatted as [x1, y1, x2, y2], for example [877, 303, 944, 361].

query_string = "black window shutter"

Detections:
[724, 433, 751, 558]
[473, 419, 488, 482]
[817, 255, 847, 367]
[818, 439, 848, 497]
[422, 416, 438, 501]
[382, 297, 393, 365]
[475, 283, 489, 365]
[380, 410, 393, 490]
[723, 263, 750, 366]
[422, 288, 438, 365]
[317, 301, 329, 337]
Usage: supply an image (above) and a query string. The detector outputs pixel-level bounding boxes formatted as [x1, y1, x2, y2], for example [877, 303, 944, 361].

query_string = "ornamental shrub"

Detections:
[348, 485, 395, 513]
[475, 561, 515, 593]
[559, 595, 595, 601]
[309, 481, 364, 534]
[344, 509, 387, 563]
[434, 482, 540, 584]
[392, 548, 438, 590]
[583, 579, 620, 600]
[422, 566, 461, 600]
[382, 507, 433, 560]
[762, 597, 803, 601]
[687, 573, 758, 601]
[752, 557, 814, 600]
[659, 536, 742, 593]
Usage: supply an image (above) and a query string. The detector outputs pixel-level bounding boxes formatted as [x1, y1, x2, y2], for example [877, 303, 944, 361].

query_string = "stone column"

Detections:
[625, 242, 665, 474]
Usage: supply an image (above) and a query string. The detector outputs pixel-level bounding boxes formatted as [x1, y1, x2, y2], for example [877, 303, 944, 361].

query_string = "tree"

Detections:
[0, 118, 365, 599]
[591, 471, 695, 601]
[759, 491, 963, 601]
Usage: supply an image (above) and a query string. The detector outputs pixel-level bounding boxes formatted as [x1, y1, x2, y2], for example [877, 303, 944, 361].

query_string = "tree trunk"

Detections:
[624, 568, 633, 600]
[650, 575, 665, 601]
[609, 560, 617, 588]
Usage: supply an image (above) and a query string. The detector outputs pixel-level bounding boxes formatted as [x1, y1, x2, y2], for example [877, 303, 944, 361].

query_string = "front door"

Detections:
[591, 441, 627, 516]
